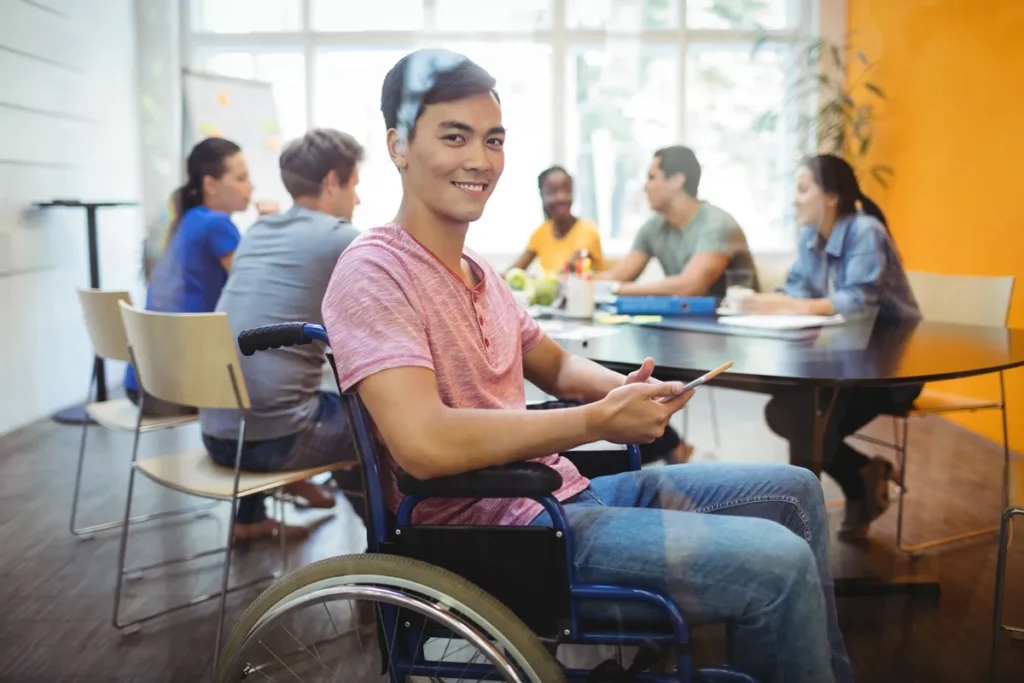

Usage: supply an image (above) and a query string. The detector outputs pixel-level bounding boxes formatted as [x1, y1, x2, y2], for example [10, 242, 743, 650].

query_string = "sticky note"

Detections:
[217, 91, 230, 107]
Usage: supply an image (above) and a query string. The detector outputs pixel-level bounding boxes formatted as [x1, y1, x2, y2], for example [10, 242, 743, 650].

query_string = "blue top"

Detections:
[782, 213, 921, 321]
[124, 206, 240, 392]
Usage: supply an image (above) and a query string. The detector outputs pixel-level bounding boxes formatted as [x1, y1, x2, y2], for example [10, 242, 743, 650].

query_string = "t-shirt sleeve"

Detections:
[630, 217, 657, 255]
[321, 247, 434, 392]
[694, 211, 742, 257]
[518, 301, 545, 355]
[206, 215, 241, 259]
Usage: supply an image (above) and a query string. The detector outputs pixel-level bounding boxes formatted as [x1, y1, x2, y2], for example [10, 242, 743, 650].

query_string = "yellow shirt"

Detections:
[526, 218, 605, 274]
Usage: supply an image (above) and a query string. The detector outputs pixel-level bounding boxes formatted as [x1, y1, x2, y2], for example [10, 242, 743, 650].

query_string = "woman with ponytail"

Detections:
[124, 137, 253, 415]
[744, 154, 923, 542]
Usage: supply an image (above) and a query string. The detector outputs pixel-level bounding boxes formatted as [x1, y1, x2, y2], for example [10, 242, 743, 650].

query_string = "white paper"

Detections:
[717, 314, 846, 330]
[537, 320, 621, 341]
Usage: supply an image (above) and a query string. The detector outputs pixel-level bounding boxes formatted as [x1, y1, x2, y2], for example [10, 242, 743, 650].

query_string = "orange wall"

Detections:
[847, 0, 1024, 452]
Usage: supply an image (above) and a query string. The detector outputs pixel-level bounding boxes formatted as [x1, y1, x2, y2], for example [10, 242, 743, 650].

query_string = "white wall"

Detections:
[0, 0, 141, 435]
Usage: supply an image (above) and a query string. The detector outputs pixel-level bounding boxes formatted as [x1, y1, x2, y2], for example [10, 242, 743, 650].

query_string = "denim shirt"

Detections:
[782, 214, 921, 321]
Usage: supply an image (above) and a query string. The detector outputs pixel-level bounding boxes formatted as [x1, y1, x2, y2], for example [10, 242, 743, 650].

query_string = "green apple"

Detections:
[505, 267, 528, 291]
[530, 276, 560, 307]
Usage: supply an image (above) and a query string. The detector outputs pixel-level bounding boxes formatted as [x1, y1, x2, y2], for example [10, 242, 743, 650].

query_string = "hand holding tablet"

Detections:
[659, 361, 734, 402]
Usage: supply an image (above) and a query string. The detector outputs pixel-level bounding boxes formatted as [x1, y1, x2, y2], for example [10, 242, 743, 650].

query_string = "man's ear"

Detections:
[670, 172, 686, 193]
[387, 128, 408, 170]
[323, 168, 339, 191]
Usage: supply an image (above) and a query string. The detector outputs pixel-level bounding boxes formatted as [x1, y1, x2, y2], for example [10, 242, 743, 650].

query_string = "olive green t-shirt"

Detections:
[631, 201, 757, 298]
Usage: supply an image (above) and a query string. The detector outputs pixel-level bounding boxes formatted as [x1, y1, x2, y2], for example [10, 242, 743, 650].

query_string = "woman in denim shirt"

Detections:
[741, 154, 923, 541]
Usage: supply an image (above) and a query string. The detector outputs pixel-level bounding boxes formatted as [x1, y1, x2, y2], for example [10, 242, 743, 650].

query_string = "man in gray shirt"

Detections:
[200, 129, 363, 542]
[597, 145, 757, 298]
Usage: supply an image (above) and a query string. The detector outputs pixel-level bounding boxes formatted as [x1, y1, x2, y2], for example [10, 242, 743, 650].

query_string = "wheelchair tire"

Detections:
[216, 553, 565, 683]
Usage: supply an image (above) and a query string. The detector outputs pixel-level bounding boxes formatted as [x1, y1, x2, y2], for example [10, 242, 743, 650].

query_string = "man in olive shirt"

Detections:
[598, 145, 757, 297]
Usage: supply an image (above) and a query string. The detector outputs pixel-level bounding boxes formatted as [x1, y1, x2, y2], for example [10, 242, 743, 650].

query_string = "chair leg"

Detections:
[70, 408, 93, 539]
[112, 419, 144, 633]
[895, 416, 909, 550]
[70, 370, 96, 539]
[895, 409, 1001, 554]
[213, 428, 246, 668]
[990, 510, 1017, 683]
[999, 372, 1010, 511]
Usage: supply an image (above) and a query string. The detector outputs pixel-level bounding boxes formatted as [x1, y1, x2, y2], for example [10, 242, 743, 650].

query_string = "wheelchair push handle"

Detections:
[237, 322, 328, 356]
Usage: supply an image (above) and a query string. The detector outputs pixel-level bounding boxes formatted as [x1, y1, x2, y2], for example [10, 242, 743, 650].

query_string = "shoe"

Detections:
[837, 457, 897, 543]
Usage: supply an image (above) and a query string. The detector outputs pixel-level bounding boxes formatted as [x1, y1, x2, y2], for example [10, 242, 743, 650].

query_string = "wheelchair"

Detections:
[215, 322, 759, 683]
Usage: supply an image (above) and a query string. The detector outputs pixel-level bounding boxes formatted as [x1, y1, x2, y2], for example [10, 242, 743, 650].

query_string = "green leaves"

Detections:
[747, 32, 893, 187]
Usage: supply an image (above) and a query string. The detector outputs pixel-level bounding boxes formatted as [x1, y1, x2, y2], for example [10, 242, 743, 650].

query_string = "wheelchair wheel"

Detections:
[216, 553, 564, 682]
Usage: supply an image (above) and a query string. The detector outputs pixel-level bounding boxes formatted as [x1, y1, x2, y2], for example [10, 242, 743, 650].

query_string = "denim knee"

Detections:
[784, 465, 826, 507]
[746, 525, 821, 613]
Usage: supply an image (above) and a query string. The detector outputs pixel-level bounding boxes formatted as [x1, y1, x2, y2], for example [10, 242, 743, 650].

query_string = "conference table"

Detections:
[538, 313, 1024, 598]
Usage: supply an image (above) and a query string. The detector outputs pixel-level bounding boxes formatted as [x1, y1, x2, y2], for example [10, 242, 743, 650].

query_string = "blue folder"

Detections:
[612, 296, 717, 317]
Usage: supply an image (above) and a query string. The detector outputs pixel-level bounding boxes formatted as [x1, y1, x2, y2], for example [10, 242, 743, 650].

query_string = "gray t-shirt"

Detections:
[631, 201, 757, 298]
[200, 205, 358, 441]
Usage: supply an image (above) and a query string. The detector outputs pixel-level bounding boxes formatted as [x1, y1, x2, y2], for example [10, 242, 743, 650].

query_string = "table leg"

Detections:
[54, 204, 104, 425]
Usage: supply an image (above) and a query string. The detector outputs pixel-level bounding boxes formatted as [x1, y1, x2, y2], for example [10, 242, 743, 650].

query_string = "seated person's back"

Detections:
[200, 203, 357, 440]
[199, 128, 365, 541]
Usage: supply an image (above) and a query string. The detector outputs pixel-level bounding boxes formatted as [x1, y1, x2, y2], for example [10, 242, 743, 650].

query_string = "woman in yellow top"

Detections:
[508, 166, 605, 274]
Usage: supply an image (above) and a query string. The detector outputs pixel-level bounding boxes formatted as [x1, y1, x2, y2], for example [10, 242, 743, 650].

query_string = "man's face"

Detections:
[644, 156, 683, 213]
[396, 92, 505, 224]
[326, 166, 360, 220]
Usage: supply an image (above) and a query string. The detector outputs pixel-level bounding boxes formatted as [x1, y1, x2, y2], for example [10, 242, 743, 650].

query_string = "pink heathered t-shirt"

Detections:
[322, 225, 590, 527]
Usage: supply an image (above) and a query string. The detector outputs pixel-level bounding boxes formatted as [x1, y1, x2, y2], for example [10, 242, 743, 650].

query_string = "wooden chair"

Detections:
[853, 272, 1014, 554]
[72, 288, 206, 538]
[113, 302, 344, 664]
[990, 457, 1024, 681]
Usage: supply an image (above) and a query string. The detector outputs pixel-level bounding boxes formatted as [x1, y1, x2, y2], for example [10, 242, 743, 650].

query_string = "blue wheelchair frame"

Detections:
[241, 323, 756, 683]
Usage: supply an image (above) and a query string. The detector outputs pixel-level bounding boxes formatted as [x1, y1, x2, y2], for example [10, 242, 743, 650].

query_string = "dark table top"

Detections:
[34, 200, 138, 209]
[557, 317, 1024, 389]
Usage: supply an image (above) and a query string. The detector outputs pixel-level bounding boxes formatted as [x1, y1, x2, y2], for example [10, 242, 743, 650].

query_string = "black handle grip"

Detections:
[237, 323, 311, 356]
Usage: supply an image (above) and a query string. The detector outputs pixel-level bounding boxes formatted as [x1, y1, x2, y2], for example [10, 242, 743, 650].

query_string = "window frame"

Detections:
[182, 0, 843, 255]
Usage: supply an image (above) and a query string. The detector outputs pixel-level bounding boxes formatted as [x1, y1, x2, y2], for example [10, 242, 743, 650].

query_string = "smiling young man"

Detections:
[597, 146, 758, 298]
[321, 50, 853, 683]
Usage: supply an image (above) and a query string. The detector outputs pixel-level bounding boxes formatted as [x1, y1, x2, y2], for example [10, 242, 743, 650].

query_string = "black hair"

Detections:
[801, 154, 889, 231]
[279, 128, 364, 199]
[144, 137, 241, 280]
[380, 49, 498, 143]
[537, 165, 571, 219]
[654, 145, 701, 197]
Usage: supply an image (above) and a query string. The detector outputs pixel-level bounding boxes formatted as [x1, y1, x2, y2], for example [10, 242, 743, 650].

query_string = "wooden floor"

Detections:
[0, 387, 1021, 682]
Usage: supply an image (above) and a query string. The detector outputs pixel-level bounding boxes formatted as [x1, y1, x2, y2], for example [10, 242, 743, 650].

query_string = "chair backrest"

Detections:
[76, 288, 133, 362]
[906, 271, 1014, 327]
[118, 301, 250, 410]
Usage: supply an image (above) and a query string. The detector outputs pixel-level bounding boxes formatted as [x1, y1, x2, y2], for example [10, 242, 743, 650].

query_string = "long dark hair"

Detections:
[537, 165, 570, 219]
[144, 137, 241, 280]
[802, 154, 889, 233]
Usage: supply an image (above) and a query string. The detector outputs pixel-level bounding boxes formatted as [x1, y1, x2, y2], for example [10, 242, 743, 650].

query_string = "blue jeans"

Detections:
[530, 462, 852, 683]
[203, 392, 356, 524]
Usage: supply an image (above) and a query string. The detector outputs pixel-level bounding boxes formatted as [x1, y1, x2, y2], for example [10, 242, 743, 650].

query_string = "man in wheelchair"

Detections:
[320, 50, 853, 683]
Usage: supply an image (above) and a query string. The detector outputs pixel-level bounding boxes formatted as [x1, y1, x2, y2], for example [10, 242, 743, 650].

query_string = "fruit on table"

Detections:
[530, 276, 560, 307]
[505, 268, 528, 291]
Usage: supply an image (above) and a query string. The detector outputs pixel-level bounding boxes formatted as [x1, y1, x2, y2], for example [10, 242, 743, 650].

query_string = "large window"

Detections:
[186, 0, 813, 253]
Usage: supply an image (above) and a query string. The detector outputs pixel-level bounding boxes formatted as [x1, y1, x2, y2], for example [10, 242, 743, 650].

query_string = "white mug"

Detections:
[565, 276, 595, 319]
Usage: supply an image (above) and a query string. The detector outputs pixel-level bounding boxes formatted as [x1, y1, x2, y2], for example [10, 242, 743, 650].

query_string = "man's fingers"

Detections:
[626, 357, 656, 384]
[636, 380, 686, 399]
[661, 390, 695, 412]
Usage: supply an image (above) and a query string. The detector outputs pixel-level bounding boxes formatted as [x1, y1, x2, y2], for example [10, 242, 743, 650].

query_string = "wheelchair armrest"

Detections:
[397, 462, 563, 499]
